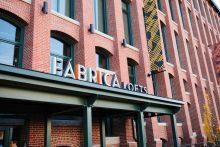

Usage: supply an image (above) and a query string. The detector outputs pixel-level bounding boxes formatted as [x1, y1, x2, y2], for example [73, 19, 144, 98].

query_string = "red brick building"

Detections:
[0, 0, 219, 147]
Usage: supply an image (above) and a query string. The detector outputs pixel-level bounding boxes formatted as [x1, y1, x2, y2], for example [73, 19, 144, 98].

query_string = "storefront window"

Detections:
[0, 18, 22, 67]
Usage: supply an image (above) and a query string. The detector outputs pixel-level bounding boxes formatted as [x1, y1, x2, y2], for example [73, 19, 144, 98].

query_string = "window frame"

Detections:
[52, 0, 75, 19]
[169, 74, 174, 98]
[174, 31, 182, 67]
[96, 49, 110, 70]
[127, 60, 137, 85]
[168, 0, 175, 21]
[50, 34, 75, 74]
[122, 0, 133, 46]
[94, 0, 108, 34]
[0, 15, 24, 68]
[178, 0, 185, 29]
[160, 22, 169, 62]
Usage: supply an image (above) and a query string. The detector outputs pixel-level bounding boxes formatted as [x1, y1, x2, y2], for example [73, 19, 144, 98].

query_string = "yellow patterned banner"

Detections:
[144, 0, 164, 71]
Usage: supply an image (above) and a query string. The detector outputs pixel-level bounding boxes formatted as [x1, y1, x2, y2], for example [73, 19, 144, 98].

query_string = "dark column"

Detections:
[44, 117, 51, 147]
[84, 106, 92, 147]
[170, 114, 179, 147]
[100, 118, 106, 147]
[137, 111, 147, 147]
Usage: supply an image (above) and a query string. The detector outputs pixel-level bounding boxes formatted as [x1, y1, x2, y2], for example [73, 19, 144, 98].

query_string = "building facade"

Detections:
[0, 0, 219, 147]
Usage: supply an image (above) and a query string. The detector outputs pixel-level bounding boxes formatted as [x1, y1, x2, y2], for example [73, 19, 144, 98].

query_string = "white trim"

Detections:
[158, 122, 168, 126]
[166, 62, 174, 67]
[22, 0, 31, 4]
[51, 10, 80, 26]
[185, 92, 191, 95]
[94, 30, 114, 41]
[191, 74, 197, 78]
[125, 44, 139, 52]
[181, 68, 187, 73]
[96, 68, 115, 75]
[176, 123, 183, 127]
[158, 10, 166, 17]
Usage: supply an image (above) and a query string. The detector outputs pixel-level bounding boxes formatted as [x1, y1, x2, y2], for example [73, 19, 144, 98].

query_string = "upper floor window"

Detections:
[152, 74, 158, 96]
[160, 22, 169, 62]
[122, 0, 133, 46]
[127, 59, 136, 84]
[174, 31, 182, 67]
[0, 18, 23, 67]
[96, 47, 110, 70]
[94, 0, 108, 34]
[50, 36, 74, 75]
[169, 74, 174, 98]
[168, 0, 175, 21]
[178, 0, 185, 29]
[157, 0, 163, 12]
[52, 0, 74, 18]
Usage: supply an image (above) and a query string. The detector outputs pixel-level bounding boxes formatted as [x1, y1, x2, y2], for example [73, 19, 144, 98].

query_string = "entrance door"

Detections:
[0, 126, 22, 147]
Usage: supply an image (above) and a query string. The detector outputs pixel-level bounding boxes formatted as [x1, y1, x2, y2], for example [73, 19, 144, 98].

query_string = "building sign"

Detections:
[51, 57, 147, 94]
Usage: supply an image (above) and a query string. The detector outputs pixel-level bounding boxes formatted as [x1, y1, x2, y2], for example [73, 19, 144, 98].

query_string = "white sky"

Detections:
[212, 0, 220, 11]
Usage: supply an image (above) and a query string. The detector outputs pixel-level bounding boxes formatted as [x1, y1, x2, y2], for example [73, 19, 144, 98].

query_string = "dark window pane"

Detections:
[0, 41, 19, 66]
[0, 19, 20, 42]
[128, 62, 136, 84]
[123, 11, 130, 44]
[96, 52, 108, 69]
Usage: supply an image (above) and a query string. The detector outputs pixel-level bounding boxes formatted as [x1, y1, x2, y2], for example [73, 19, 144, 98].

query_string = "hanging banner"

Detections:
[144, 0, 164, 71]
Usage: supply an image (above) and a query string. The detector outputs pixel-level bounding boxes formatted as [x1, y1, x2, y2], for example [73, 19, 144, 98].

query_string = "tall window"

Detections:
[50, 36, 74, 75]
[192, 0, 197, 9]
[96, 47, 110, 70]
[188, 9, 192, 30]
[174, 32, 182, 67]
[157, 0, 163, 11]
[160, 22, 169, 62]
[122, 0, 133, 46]
[0, 18, 23, 67]
[179, 0, 185, 29]
[152, 74, 158, 96]
[52, 0, 74, 18]
[94, 0, 108, 33]
[203, 2, 210, 23]
[128, 59, 136, 84]
[198, 0, 203, 16]
[169, 74, 174, 98]
[168, 0, 175, 21]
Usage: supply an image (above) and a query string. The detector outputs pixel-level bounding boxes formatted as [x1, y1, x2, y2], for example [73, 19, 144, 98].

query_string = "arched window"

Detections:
[96, 47, 110, 70]
[0, 17, 23, 67]
[50, 34, 74, 76]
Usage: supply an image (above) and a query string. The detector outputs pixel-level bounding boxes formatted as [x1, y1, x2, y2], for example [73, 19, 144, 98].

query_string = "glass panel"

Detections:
[0, 41, 17, 66]
[169, 0, 175, 21]
[97, 0, 104, 32]
[157, 0, 162, 11]
[0, 19, 20, 42]
[52, 0, 59, 12]
[123, 11, 130, 44]
[50, 38, 64, 56]
[122, 1, 127, 11]
[97, 53, 108, 69]
[60, 0, 71, 17]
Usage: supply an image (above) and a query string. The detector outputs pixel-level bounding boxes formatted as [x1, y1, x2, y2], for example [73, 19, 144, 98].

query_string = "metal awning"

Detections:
[0, 64, 184, 115]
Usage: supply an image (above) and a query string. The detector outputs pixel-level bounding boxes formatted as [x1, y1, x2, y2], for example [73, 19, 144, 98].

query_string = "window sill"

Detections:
[191, 74, 197, 78]
[166, 62, 174, 67]
[158, 122, 168, 126]
[51, 10, 80, 26]
[22, 0, 31, 4]
[94, 30, 114, 41]
[185, 92, 191, 95]
[177, 123, 183, 127]
[96, 67, 115, 75]
[181, 68, 187, 73]
[125, 44, 139, 52]
[158, 10, 166, 16]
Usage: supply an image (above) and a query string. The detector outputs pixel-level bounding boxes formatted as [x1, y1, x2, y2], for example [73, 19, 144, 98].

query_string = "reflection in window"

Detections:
[94, 0, 108, 33]
[0, 18, 22, 67]
[96, 47, 110, 70]
[50, 37, 73, 75]
[128, 60, 136, 84]
[122, 0, 133, 45]
[52, 0, 74, 18]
